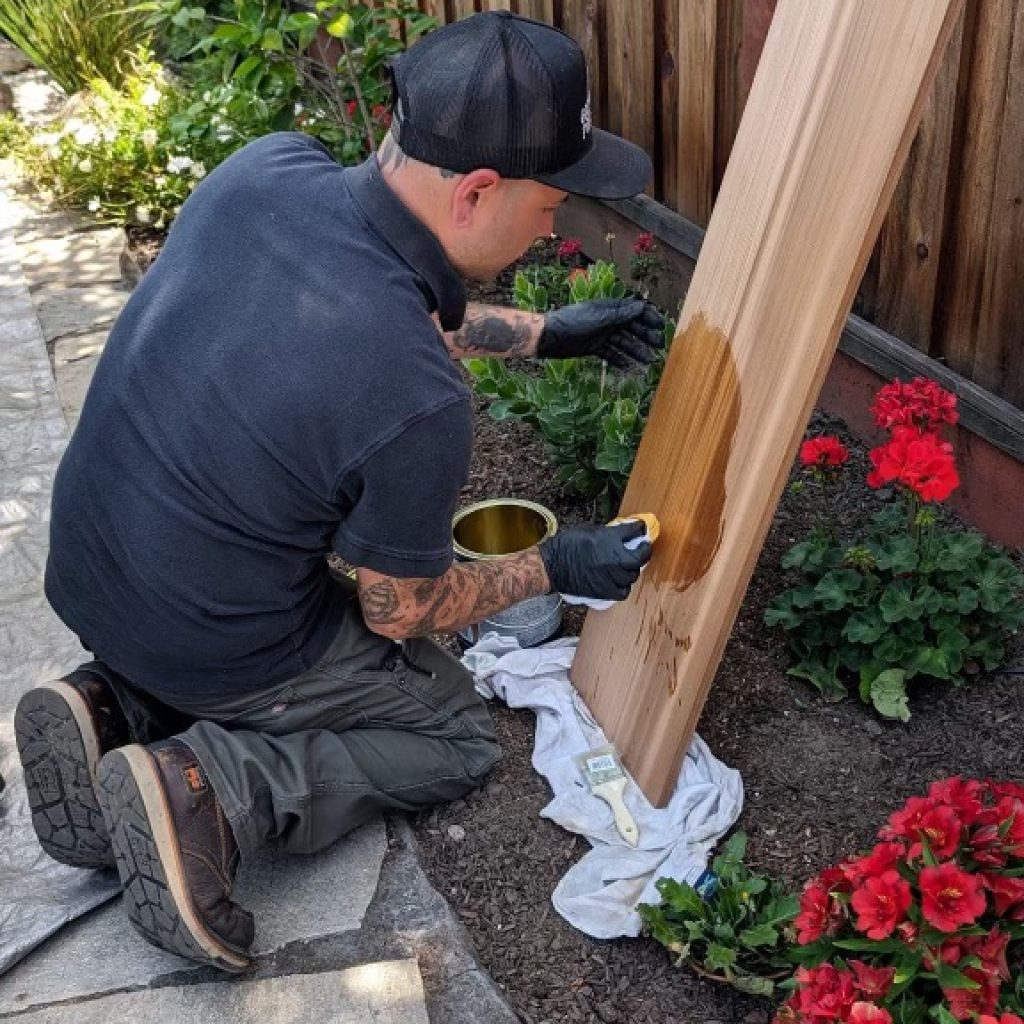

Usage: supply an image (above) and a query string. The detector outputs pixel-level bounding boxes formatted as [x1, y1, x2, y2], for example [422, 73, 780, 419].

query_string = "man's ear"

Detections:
[451, 168, 502, 228]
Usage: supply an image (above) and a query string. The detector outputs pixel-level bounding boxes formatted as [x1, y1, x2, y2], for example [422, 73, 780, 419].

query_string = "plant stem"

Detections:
[338, 34, 376, 154]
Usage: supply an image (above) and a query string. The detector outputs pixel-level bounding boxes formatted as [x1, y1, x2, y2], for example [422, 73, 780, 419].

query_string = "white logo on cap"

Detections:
[581, 91, 592, 139]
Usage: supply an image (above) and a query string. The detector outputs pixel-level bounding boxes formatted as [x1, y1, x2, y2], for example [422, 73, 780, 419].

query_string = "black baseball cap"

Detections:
[388, 10, 652, 199]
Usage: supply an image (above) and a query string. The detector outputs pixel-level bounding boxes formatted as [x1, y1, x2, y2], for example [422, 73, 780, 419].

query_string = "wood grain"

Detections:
[561, 0, 603, 128]
[674, 0, 717, 225]
[571, 0, 965, 806]
[873, 10, 965, 353]
[604, 0, 656, 165]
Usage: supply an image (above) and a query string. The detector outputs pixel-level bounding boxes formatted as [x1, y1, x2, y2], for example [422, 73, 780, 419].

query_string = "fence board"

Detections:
[561, 1, 604, 128]
[934, 0, 1016, 378]
[673, 0, 716, 224]
[713, 0, 744, 192]
[605, 0, 656, 173]
[873, 9, 965, 353]
[419, 0, 449, 25]
[452, 0, 477, 19]
[518, 0, 554, 21]
[974, 0, 1024, 402]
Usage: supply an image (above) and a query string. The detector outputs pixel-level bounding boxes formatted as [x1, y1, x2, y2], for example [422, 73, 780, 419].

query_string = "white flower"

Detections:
[77, 157, 93, 173]
[31, 131, 61, 148]
[215, 125, 233, 142]
[135, 205, 152, 224]
[140, 84, 162, 108]
[294, 102, 304, 115]
[72, 122, 100, 146]
[191, 162, 206, 179]
[101, 126, 118, 144]
[87, 198, 101, 212]
[167, 155, 195, 175]
[154, 175, 167, 188]
[141, 129, 158, 149]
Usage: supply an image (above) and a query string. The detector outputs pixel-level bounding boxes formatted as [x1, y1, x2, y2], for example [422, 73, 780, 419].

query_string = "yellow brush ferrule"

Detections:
[609, 512, 661, 542]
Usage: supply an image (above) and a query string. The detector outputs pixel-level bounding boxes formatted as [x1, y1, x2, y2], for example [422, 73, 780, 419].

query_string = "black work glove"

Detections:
[538, 521, 652, 602]
[537, 298, 666, 368]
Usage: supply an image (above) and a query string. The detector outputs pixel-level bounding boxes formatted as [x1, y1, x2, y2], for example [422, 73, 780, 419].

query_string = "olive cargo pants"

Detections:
[97, 581, 501, 858]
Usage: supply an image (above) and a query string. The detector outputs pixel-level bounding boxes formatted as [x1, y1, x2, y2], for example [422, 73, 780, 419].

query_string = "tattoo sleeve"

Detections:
[358, 548, 550, 638]
[441, 303, 544, 359]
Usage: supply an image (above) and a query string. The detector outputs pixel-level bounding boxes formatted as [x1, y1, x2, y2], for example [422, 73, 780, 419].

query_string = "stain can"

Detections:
[452, 498, 563, 648]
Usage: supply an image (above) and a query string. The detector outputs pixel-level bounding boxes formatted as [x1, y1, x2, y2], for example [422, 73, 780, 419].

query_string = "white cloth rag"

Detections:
[463, 634, 744, 939]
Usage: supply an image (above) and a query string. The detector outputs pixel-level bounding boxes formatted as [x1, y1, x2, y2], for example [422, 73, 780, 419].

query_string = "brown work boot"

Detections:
[15, 665, 132, 868]
[96, 739, 254, 972]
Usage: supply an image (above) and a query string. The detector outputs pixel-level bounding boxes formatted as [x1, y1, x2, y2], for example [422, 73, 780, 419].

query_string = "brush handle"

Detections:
[592, 776, 639, 846]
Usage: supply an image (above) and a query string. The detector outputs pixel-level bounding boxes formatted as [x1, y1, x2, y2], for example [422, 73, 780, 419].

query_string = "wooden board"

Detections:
[604, 0, 656, 170]
[570, 0, 965, 806]
[561, 0, 603, 129]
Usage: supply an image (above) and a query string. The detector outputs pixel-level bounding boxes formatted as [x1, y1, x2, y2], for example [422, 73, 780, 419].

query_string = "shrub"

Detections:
[764, 379, 1024, 720]
[141, 0, 434, 164]
[9, 64, 210, 228]
[464, 242, 675, 514]
[779, 777, 1024, 1023]
[0, 0, 153, 94]
[639, 832, 799, 996]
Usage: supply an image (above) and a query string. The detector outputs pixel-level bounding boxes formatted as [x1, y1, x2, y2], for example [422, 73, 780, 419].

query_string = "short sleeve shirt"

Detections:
[45, 133, 473, 698]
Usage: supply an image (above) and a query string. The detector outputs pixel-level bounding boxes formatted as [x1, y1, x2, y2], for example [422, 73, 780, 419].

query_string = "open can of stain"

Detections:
[452, 498, 563, 649]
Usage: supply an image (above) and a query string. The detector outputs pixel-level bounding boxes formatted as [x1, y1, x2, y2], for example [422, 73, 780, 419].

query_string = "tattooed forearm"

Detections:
[442, 303, 544, 359]
[358, 549, 550, 639]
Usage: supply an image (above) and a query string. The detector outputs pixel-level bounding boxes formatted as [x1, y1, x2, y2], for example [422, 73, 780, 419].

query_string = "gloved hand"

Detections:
[538, 521, 653, 602]
[537, 298, 666, 368]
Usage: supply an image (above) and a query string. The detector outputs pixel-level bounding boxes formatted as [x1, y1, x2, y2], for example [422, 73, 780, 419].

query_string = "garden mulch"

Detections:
[123, 229, 1024, 1024]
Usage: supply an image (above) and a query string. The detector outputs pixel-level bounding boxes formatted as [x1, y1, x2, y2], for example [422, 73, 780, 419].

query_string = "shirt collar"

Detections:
[345, 156, 467, 332]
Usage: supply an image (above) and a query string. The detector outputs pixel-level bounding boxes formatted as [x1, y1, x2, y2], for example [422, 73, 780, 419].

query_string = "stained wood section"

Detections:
[452, 0, 477, 19]
[517, 0, 554, 22]
[571, 0, 965, 806]
[673, 0, 717, 224]
[604, 0, 656, 171]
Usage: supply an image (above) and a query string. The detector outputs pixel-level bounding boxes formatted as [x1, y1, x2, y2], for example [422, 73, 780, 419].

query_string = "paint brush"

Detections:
[574, 745, 639, 847]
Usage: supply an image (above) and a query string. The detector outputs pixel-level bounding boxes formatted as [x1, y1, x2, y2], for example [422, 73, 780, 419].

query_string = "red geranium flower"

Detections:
[849, 1003, 893, 1024]
[866, 427, 959, 502]
[632, 231, 655, 254]
[871, 377, 958, 432]
[800, 435, 849, 469]
[978, 1014, 1024, 1024]
[908, 804, 963, 860]
[943, 966, 999, 1021]
[793, 964, 857, 1022]
[849, 960, 895, 1000]
[982, 873, 1024, 917]
[556, 237, 583, 260]
[989, 780, 1024, 803]
[850, 870, 912, 939]
[841, 842, 906, 886]
[881, 796, 940, 843]
[919, 862, 987, 932]
[928, 777, 985, 824]
[795, 879, 833, 944]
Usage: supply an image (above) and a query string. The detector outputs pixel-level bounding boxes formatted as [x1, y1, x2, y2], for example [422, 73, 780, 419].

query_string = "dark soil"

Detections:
[408, 258, 1024, 1024]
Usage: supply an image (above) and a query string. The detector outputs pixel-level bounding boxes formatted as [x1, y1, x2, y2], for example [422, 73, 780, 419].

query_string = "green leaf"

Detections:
[870, 669, 910, 722]
[905, 646, 951, 680]
[232, 53, 263, 82]
[788, 660, 848, 703]
[831, 937, 906, 953]
[880, 580, 922, 623]
[738, 923, 779, 947]
[733, 975, 776, 997]
[934, 961, 981, 991]
[326, 12, 354, 37]
[705, 943, 738, 971]
[843, 610, 887, 644]
[261, 28, 284, 50]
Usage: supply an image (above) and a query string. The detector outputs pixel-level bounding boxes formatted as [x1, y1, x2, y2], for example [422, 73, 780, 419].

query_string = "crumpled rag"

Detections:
[463, 634, 744, 939]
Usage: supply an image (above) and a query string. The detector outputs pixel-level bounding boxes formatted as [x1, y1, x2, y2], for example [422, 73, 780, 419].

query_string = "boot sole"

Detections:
[96, 746, 249, 972]
[14, 681, 113, 868]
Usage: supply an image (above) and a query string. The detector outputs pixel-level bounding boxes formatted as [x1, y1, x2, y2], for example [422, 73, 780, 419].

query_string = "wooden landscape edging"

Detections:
[568, 0, 966, 806]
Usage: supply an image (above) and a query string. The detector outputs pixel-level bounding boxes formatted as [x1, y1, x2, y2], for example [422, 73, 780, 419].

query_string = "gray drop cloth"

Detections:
[0, 728, 120, 975]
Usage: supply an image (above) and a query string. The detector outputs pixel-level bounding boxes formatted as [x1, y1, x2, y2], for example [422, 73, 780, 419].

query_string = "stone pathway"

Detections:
[0, 85, 513, 1020]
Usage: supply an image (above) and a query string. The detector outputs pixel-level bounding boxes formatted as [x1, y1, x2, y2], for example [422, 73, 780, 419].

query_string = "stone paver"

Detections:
[53, 329, 107, 429]
[4, 960, 430, 1024]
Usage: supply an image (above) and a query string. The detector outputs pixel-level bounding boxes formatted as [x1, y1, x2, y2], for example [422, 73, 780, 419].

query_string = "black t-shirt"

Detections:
[45, 133, 473, 698]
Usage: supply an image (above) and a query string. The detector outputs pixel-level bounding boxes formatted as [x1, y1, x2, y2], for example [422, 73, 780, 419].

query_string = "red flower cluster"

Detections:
[866, 426, 959, 501]
[871, 377, 959, 432]
[633, 231, 655, 254]
[800, 436, 850, 469]
[866, 378, 960, 503]
[779, 778, 1024, 1023]
[556, 237, 583, 260]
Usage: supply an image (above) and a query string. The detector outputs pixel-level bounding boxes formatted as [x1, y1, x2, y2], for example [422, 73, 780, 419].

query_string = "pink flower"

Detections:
[556, 237, 583, 260]
[849, 1003, 893, 1024]
[632, 231, 655, 254]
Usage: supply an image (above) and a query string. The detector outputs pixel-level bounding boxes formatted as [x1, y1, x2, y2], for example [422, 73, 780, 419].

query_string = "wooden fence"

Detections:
[414, 0, 1024, 412]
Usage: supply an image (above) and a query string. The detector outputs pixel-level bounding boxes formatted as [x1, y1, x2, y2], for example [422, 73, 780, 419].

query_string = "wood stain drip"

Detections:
[627, 312, 741, 592]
